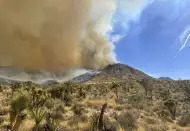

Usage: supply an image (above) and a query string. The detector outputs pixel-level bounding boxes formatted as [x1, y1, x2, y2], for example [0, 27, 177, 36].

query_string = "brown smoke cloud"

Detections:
[0, 0, 116, 72]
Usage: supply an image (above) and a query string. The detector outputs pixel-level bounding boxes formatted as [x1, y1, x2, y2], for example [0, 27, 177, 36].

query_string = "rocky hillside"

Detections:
[72, 63, 151, 84]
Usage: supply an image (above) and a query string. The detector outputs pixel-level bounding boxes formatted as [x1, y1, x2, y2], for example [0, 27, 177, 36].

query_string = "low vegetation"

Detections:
[0, 71, 190, 130]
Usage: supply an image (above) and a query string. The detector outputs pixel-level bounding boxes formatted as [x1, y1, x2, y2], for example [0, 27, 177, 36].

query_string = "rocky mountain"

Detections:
[70, 63, 151, 84]
[101, 63, 150, 79]
[159, 77, 173, 80]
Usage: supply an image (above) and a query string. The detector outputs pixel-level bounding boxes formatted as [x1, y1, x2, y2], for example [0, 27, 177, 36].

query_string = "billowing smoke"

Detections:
[0, 0, 116, 72]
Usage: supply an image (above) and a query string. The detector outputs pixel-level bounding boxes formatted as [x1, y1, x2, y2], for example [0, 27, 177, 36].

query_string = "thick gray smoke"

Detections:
[0, 0, 116, 72]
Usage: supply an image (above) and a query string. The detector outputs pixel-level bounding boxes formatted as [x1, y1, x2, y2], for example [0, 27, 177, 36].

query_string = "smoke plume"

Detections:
[0, 0, 116, 72]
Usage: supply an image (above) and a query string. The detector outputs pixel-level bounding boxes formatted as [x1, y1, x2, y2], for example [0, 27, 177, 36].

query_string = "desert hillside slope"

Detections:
[0, 63, 189, 131]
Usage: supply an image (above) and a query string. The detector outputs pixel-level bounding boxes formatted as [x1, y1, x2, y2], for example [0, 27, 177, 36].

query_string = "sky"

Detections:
[111, 0, 190, 80]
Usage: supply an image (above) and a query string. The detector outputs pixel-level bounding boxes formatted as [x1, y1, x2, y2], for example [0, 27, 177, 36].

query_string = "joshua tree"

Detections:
[112, 82, 119, 98]
[98, 103, 108, 131]
[164, 99, 177, 120]
[10, 92, 29, 130]
[140, 79, 154, 104]
[12, 112, 26, 131]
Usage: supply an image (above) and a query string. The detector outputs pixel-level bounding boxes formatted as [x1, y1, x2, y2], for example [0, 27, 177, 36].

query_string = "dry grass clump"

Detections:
[171, 124, 190, 131]
[144, 124, 168, 131]
[144, 116, 158, 125]
[19, 120, 35, 131]
[114, 105, 125, 111]
[0, 116, 7, 124]
[85, 99, 116, 109]
[90, 113, 118, 131]
[0, 106, 10, 116]
[116, 110, 139, 131]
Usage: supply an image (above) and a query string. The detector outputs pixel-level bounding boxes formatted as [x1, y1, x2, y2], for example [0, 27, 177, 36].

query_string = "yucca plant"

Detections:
[31, 108, 46, 131]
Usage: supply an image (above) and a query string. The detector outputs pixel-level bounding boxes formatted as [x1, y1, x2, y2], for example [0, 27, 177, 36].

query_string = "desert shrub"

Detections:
[68, 115, 88, 129]
[72, 104, 85, 116]
[78, 87, 86, 98]
[44, 98, 56, 109]
[178, 112, 190, 126]
[49, 85, 73, 106]
[10, 83, 23, 93]
[115, 105, 125, 111]
[49, 85, 64, 99]
[157, 109, 173, 122]
[45, 98, 65, 114]
[115, 97, 126, 105]
[44, 113, 60, 131]
[127, 92, 146, 109]
[80, 115, 89, 123]
[29, 88, 51, 109]
[160, 89, 171, 101]
[63, 93, 73, 106]
[48, 108, 64, 121]
[90, 113, 118, 131]
[0, 116, 6, 124]
[55, 104, 65, 115]
[116, 111, 138, 131]
[43, 102, 65, 131]
[90, 113, 99, 131]
[153, 101, 173, 122]
[103, 116, 118, 131]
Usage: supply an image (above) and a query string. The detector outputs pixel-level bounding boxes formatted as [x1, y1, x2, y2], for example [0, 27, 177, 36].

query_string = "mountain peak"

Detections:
[159, 77, 173, 81]
[100, 63, 150, 80]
